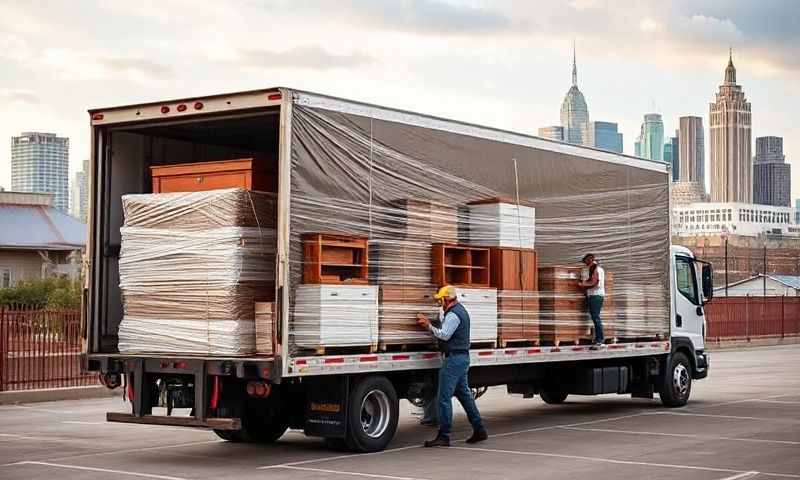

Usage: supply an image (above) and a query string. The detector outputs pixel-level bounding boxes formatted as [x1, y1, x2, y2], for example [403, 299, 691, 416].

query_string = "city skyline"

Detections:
[11, 131, 69, 212]
[0, 1, 798, 199]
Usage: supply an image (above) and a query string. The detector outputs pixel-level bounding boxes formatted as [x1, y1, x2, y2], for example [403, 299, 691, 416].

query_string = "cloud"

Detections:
[0, 89, 39, 105]
[39, 50, 173, 84]
[348, 0, 516, 34]
[233, 45, 377, 71]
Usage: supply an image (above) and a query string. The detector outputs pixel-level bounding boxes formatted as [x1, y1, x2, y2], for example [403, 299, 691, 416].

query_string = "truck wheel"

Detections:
[344, 375, 398, 453]
[213, 396, 289, 443]
[659, 351, 692, 407]
[539, 387, 569, 405]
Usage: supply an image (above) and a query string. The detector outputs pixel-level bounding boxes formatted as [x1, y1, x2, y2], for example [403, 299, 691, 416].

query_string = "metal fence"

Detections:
[0, 305, 97, 391]
[705, 296, 800, 343]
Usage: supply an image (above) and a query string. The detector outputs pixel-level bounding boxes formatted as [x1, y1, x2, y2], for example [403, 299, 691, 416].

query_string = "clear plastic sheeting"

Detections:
[287, 100, 670, 354]
[117, 188, 277, 356]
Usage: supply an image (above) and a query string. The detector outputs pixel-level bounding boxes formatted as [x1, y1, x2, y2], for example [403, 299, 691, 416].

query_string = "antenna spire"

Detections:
[571, 39, 577, 87]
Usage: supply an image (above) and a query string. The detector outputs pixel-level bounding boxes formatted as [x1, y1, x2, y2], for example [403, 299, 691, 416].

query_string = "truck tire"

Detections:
[659, 351, 692, 407]
[213, 396, 289, 443]
[344, 375, 399, 453]
[539, 387, 569, 404]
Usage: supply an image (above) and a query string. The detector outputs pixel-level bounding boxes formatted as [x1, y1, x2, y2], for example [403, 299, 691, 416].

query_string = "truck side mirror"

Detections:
[701, 263, 713, 304]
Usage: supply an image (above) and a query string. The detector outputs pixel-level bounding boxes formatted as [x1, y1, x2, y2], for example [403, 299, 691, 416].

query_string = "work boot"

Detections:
[424, 435, 450, 447]
[465, 427, 488, 444]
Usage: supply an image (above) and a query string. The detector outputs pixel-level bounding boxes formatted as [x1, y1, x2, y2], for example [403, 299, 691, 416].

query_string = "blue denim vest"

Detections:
[439, 302, 471, 354]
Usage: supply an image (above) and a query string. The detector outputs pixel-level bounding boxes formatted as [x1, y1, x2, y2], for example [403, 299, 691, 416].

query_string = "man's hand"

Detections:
[416, 313, 430, 329]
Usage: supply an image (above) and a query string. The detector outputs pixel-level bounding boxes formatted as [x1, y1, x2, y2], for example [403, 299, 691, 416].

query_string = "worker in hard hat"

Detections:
[417, 285, 488, 447]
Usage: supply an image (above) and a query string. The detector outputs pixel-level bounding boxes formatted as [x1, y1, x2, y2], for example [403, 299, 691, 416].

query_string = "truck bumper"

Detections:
[694, 351, 709, 379]
[107, 412, 241, 430]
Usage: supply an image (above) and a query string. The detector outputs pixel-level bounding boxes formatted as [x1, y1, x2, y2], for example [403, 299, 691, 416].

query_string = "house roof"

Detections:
[715, 274, 800, 292]
[0, 203, 86, 250]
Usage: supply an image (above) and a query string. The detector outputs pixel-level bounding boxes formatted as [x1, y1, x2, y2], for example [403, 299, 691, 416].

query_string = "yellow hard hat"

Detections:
[434, 285, 457, 299]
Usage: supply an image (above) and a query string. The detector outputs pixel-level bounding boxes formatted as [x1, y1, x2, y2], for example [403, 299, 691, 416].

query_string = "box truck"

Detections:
[83, 87, 712, 453]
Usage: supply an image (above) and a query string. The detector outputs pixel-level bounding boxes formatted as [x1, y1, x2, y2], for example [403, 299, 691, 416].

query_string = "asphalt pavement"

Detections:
[1, 344, 798, 480]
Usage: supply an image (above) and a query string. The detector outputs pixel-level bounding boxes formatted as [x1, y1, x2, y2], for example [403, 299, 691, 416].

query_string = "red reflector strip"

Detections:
[422, 353, 439, 359]
[478, 351, 493, 357]
[174, 361, 188, 369]
[267, 93, 282, 101]
[295, 359, 307, 365]
[505, 350, 517, 355]
[360, 356, 378, 362]
[527, 348, 541, 354]
[572, 347, 586, 351]
[551, 348, 561, 353]
[636, 344, 646, 348]
[324, 357, 345, 364]
[608, 345, 625, 350]
[650, 343, 660, 348]
[392, 354, 410, 361]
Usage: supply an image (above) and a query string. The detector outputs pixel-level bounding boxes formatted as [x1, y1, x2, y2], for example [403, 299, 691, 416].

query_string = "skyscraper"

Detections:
[538, 126, 565, 142]
[678, 116, 705, 188]
[586, 121, 623, 153]
[709, 50, 752, 203]
[753, 136, 790, 207]
[637, 113, 664, 161]
[560, 43, 589, 146]
[11, 132, 70, 211]
[664, 142, 674, 170]
[671, 134, 680, 181]
[71, 159, 89, 222]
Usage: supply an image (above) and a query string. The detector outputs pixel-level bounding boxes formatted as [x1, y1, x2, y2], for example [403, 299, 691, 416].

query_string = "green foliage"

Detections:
[0, 277, 81, 308]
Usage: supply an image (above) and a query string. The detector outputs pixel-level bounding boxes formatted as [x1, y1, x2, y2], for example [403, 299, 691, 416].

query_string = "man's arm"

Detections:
[429, 311, 460, 341]
[579, 268, 599, 288]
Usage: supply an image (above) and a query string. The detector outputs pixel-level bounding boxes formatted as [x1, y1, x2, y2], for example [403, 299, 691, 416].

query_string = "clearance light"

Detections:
[194, 102, 204, 110]
[160, 105, 170, 114]
[267, 93, 282, 101]
[246, 382, 257, 396]
[177, 104, 187, 112]
[91, 113, 104, 121]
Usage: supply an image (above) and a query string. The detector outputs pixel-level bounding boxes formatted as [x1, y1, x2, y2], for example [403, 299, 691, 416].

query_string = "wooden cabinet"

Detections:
[303, 233, 369, 284]
[431, 244, 490, 287]
[150, 158, 276, 193]
[490, 248, 538, 290]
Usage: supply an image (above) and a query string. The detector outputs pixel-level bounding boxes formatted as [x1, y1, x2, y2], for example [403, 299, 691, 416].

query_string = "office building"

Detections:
[538, 126, 565, 142]
[637, 113, 664, 161]
[664, 139, 676, 179]
[71, 159, 89, 222]
[673, 202, 795, 237]
[753, 136, 791, 207]
[796, 199, 800, 224]
[560, 44, 590, 146]
[709, 51, 752, 203]
[670, 134, 680, 181]
[586, 121, 623, 153]
[11, 132, 70, 212]
[678, 116, 705, 189]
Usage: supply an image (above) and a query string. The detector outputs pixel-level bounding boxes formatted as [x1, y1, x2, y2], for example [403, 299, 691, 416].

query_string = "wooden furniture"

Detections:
[255, 302, 275, 356]
[292, 284, 378, 352]
[490, 247, 538, 291]
[431, 244, 490, 287]
[456, 288, 498, 346]
[303, 234, 368, 284]
[369, 240, 433, 285]
[150, 158, 276, 193]
[466, 198, 535, 248]
[497, 290, 540, 347]
[392, 199, 458, 242]
[378, 284, 438, 350]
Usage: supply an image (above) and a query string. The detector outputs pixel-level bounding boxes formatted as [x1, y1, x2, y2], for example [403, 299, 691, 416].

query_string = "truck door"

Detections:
[673, 255, 705, 350]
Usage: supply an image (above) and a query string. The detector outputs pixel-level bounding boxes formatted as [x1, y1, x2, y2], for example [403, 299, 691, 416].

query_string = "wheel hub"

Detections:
[673, 363, 690, 397]
[360, 389, 391, 438]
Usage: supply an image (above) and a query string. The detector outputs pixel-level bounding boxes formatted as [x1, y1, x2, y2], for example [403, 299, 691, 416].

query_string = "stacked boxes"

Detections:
[255, 302, 275, 356]
[378, 285, 438, 348]
[537, 266, 591, 345]
[456, 288, 498, 345]
[293, 284, 379, 350]
[466, 199, 535, 248]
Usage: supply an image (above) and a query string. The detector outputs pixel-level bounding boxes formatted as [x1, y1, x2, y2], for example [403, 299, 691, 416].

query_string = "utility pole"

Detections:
[763, 243, 767, 298]
[723, 234, 729, 297]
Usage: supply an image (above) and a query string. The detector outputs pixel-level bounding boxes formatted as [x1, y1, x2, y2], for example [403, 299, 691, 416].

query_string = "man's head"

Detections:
[581, 253, 595, 266]
[434, 285, 458, 309]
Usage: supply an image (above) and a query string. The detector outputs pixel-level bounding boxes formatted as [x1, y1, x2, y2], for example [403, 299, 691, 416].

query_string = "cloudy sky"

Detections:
[1, 0, 799, 199]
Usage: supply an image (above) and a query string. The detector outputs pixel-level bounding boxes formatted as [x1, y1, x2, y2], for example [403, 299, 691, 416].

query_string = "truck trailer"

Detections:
[83, 87, 712, 453]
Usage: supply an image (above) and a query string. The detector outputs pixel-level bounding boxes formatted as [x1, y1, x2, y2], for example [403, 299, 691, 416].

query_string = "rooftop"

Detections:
[0, 192, 86, 250]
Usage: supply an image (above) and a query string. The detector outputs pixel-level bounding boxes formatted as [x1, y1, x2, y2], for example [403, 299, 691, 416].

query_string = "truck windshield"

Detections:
[676, 257, 699, 305]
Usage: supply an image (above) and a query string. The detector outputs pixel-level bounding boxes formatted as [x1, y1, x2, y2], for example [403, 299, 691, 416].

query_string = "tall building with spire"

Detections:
[559, 43, 589, 146]
[709, 50, 752, 203]
[636, 113, 664, 161]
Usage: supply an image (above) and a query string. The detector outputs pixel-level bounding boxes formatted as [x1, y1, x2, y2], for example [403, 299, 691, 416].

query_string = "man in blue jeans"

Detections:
[578, 253, 606, 348]
[416, 285, 487, 447]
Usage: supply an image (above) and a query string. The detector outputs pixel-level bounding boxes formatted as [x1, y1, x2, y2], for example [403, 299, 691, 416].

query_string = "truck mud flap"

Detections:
[304, 376, 349, 438]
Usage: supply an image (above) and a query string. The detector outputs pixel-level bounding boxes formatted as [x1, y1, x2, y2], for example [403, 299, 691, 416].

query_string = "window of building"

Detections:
[0, 267, 11, 288]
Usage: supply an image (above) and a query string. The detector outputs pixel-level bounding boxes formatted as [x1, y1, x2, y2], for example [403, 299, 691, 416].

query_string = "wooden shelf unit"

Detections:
[150, 158, 277, 193]
[303, 234, 369, 284]
[432, 244, 490, 287]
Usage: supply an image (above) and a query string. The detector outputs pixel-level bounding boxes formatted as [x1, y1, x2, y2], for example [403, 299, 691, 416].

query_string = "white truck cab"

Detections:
[665, 245, 713, 406]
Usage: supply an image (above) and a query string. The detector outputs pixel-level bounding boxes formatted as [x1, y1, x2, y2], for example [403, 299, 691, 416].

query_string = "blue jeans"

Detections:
[438, 353, 483, 439]
[588, 295, 604, 343]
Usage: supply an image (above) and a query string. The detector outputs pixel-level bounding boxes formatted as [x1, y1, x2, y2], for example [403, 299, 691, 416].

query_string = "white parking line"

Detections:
[449, 446, 800, 479]
[0, 432, 98, 446]
[276, 465, 430, 480]
[717, 472, 761, 480]
[61, 421, 105, 425]
[750, 400, 800, 405]
[258, 444, 420, 469]
[486, 411, 649, 439]
[691, 393, 800, 410]
[560, 426, 800, 446]
[44, 439, 224, 463]
[649, 411, 800, 423]
[10, 461, 190, 480]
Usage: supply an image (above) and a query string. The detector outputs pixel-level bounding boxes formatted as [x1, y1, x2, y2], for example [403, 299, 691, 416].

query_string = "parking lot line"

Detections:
[448, 446, 800, 479]
[11, 461, 190, 480]
[750, 400, 800, 405]
[650, 411, 800, 423]
[691, 393, 800, 410]
[43, 439, 224, 463]
[716, 472, 761, 480]
[276, 465, 430, 480]
[486, 411, 649, 439]
[559, 426, 800, 446]
[258, 444, 420, 469]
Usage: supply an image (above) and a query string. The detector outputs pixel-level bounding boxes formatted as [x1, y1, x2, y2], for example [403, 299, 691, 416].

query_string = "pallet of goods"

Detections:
[391, 199, 459, 243]
[465, 198, 535, 248]
[117, 185, 277, 356]
[537, 266, 591, 346]
[496, 290, 540, 347]
[456, 287, 498, 347]
[377, 284, 438, 350]
[255, 302, 275, 356]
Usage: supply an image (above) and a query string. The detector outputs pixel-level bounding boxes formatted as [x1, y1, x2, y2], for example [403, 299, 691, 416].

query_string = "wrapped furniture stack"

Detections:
[117, 186, 277, 356]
